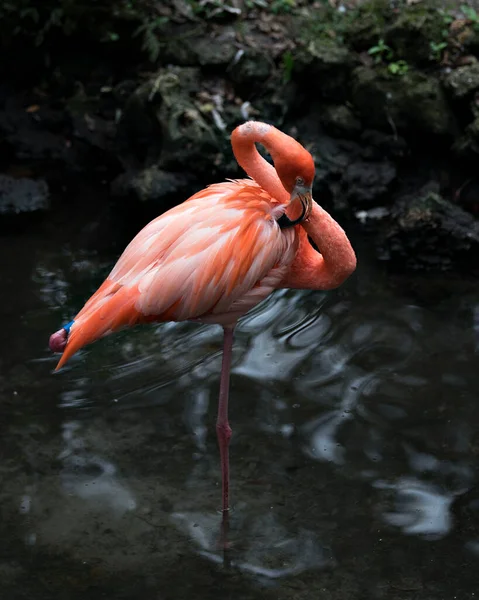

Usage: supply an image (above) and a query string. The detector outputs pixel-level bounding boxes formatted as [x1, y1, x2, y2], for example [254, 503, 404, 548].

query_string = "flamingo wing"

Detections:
[55, 181, 296, 369]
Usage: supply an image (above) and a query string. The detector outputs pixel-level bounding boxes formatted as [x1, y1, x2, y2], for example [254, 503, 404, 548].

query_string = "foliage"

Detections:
[368, 38, 409, 76]
[282, 50, 294, 83]
[270, 0, 296, 15]
[368, 38, 393, 63]
[429, 40, 447, 62]
[133, 16, 169, 63]
[387, 60, 409, 76]
[461, 4, 479, 27]
[0, 0, 169, 62]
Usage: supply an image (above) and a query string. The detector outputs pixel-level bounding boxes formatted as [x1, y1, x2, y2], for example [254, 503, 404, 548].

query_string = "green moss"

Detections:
[384, 3, 444, 65]
[352, 66, 453, 135]
[342, 0, 391, 51]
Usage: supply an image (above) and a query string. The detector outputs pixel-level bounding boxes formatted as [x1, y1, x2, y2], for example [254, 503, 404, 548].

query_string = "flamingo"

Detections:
[49, 121, 356, 527]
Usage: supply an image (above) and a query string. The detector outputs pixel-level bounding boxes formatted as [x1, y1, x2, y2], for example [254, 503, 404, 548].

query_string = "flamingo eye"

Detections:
[296, 176, 304, 186]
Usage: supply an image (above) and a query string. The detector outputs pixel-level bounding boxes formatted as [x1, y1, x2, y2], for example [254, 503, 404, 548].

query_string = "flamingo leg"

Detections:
[216, 325, 234, 516]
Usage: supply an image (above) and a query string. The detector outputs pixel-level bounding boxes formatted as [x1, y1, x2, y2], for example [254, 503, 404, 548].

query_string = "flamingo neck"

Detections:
[230, 122, 289, 204]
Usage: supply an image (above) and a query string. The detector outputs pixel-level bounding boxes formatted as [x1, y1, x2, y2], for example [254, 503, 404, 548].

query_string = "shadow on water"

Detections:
[0, 187, 478, 600]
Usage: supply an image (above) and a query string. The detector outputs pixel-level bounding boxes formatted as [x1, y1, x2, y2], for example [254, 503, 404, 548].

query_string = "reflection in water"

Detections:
[374, 477, 454, 539]
[1, 239, 478, 598]
[172, 510, 333, 582]
[59, 421, 137, 515]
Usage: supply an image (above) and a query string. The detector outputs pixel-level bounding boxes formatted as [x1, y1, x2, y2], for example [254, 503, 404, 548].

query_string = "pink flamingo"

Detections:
[49, 121, 356, 522]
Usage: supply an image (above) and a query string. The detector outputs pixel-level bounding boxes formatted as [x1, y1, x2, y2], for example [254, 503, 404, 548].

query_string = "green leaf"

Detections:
[462, 5, 478, 21]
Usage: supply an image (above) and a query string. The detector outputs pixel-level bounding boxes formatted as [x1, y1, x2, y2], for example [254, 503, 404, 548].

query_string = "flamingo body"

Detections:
[49, 121, 357, 535]
[54, 179, 298, 370]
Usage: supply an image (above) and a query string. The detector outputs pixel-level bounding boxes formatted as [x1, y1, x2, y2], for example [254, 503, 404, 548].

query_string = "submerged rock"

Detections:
[0, 175, 50, 229]
[380, 190, 479, 272]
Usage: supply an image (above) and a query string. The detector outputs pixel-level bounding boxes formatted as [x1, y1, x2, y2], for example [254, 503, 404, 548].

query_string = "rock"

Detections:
[320, 104, 362, 137]
[161, 27, 236, 67]
[0, 106, 69, 163]
[229, 50, 271, 87]
[379, 189, 479, 272]
[110, 166, 199, 240]
[360, 130, 408, 160]
[192, 31, 237, 67]
[0, 175, 50, 224]
[111, 166, 196, 206]
[444, 61, 479, 100]
[116, 67, 231, 176]
[294, 41, 354, 101]
[344, 9, 385, 52]
[352, 67, 454, 136]
[342, 160, 397, 206]
[384, 4, 443, 65]
[452, 115, 479, 158]
[295, 124, 397, 213]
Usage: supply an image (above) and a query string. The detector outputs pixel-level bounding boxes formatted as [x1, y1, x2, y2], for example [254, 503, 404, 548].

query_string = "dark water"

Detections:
[1, 191, 478, 600]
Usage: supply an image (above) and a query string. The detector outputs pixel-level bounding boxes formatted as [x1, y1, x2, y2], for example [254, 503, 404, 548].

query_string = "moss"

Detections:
[352, 66, 453, 136]
[343, 0, 391, 51]
[444, 61, 479, 100]
[294, 39, 354, 101]
[384, 3, 445, 65]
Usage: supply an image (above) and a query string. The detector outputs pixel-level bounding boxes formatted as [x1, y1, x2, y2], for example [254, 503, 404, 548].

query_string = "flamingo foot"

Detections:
[49, 320, 74, 353]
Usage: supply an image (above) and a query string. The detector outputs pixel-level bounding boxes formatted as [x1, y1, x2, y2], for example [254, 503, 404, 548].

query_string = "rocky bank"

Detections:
[0, 0, 478, 273]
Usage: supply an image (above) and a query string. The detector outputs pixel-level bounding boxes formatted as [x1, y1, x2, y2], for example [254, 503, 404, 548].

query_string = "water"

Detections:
[1, 192, 478, 599]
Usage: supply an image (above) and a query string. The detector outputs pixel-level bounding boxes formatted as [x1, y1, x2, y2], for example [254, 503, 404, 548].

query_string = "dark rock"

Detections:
[0, 175, 50, 222]
[342, 160, 397, 206]
[111, 166, 196, 206]
[344, 10, 385, 52]
[379, 189, 479, 272]
[116, 66, 240, 177]
[352, 67, 454, 136]
[191, 30, 237, 67]
[384, 4, 443, 65]
[360, 130, 408, 160]
[444, 61, 479, 100]
[452, 115, 479, 158]
[229, 50, 271, 86]
[110, 166, 199, 239]
[0, 106, 70, 163]
[161, 27, 236, 67]
[320, 104, 362, 137]
[294, 41, 354, 101]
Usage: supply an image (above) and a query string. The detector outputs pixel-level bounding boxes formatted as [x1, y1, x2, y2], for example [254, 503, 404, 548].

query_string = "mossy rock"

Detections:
[444, 61, 479, 100]
[117, 67, 223, 172]
[384, 3, 444, 65]
[381, 190, 479, 271]
[294, 40, 354, 101]
[452, 115, 479, 157]
[320, 104, 362, 137]
[343, 0, 391, 51]
[160, 27, 236, 67]
[352, 66, 454, 136]
[229, 50, 271, 86]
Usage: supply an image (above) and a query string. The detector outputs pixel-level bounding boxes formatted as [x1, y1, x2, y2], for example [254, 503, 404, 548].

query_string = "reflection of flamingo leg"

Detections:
[216, 326, 234, 550]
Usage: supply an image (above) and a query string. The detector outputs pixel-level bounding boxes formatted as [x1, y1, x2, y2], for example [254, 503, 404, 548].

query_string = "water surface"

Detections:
[1, 192, 478, 599]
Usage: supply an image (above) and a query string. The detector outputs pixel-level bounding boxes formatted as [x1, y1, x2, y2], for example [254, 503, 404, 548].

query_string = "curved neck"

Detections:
[231, 122, 289, 204]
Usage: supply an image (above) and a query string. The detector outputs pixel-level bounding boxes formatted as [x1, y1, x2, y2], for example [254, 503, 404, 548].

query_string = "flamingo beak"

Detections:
[277, 185, 312, 229]
[293, 185, 313, 222]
